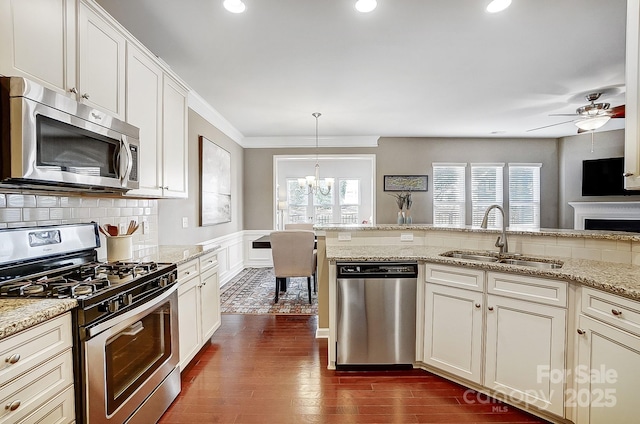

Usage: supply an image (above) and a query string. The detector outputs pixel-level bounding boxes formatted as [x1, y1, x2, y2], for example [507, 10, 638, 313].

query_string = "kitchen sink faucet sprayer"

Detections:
[480, 205, 508, 255]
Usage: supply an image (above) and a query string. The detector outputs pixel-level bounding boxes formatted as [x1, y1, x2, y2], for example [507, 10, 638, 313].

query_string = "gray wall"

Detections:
[244, 136, 560, 230]
[158, 109, 244, 244]
[558, 129, 636, 229]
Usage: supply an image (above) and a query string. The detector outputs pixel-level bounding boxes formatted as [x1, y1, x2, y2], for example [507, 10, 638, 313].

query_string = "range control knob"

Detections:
[158, 277, 168, 288]
[121, 293, 133, 306]
[107, 300, 120, 313]
[168, 273, 177, 284]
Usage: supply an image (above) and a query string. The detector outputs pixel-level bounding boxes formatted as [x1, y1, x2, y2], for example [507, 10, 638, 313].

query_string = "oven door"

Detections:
[83, 284, 179, 424]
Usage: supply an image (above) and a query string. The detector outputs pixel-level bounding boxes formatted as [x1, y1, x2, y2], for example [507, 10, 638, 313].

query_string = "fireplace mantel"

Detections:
[569, 202, 640, 230]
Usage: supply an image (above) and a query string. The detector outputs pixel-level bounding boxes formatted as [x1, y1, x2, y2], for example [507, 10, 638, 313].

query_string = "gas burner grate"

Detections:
[0, 281, 48, 296]
[97, 261, 159, 279]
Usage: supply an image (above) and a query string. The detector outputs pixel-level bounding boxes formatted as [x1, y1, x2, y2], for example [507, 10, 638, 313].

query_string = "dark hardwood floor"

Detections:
[159, 314, 549, 424]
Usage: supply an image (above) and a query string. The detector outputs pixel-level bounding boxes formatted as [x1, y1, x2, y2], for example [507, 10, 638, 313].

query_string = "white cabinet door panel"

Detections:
[423, 283, 483, 384]
[576, 314, 640, 424]
[485, 296, 566, 416]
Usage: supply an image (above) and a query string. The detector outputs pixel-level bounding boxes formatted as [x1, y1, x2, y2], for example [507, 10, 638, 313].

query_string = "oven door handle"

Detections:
[87, 284, 178, 339]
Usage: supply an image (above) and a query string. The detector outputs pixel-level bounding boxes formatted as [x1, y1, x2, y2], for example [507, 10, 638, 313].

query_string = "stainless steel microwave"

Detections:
[0, 77, 139, 192]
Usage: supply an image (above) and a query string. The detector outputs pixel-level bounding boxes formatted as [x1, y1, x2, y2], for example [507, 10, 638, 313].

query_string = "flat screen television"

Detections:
[582, 157, 640, 196]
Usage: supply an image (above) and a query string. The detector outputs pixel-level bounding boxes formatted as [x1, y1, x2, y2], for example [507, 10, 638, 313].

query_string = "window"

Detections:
[433, 163, 466, 226]
[339, 179, 360, 223]
[471, 164, 504, 228]
[508, 163, 541, 228]
[286, 179, 308, 223]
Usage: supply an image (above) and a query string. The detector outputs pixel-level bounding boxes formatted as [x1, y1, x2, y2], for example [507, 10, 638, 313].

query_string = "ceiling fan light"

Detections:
[355, 0, 377, 13]
[575, 116, 611, 131]
[223, 0, 245, 13]
[486, 0, 512, 13]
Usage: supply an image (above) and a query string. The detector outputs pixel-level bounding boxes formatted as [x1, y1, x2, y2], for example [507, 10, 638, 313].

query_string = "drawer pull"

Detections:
[611, 309, 623, 316]
[577, 328, 586, 335]
[488, 306, 494, 311]
[475, 303, 481, 308]
[5, 354, 20, 364]
[5, 400, 20, 411]
[184, 271, 191, 275]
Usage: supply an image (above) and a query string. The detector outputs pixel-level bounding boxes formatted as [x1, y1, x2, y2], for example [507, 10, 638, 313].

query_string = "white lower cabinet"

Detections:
[423, 266, 484, 384]
[485, 295, 566, 416]
[575, 288, 640, 423]
[0, 313, 74, 424]
[177, 251, 221, 370]
[423, 265, 568, 419]
[178, 268, 202, 371]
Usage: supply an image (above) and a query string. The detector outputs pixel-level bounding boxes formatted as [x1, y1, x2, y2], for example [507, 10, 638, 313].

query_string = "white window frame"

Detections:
[432, 163, 467, 227]
[508, 163, 541, 229]
[471, 163, 505, 228]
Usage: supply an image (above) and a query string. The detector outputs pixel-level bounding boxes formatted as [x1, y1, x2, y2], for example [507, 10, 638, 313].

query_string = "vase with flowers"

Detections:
[390, 192, 411, 225]
[405, 192, 412, 224]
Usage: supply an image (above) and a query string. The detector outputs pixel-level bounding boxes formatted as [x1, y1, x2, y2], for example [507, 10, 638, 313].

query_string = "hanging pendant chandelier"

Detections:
[298, 113, 333, 195]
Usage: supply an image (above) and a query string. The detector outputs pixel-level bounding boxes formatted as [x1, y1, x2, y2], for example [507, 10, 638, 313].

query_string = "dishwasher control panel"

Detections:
[337, 262, 418, 278]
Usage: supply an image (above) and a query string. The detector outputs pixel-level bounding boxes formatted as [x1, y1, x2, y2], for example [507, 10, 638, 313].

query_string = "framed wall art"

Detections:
[383, 175, 428, 192]
[200, 136, 231, 225]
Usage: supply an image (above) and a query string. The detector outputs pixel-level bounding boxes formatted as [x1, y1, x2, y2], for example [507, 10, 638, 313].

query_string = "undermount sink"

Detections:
[441, 251, 563, 269]
[498, 258, 563, 269]
[447, 252, 501, 263]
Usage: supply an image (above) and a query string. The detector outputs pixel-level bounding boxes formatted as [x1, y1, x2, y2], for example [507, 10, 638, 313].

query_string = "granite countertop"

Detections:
[0, 299, 77, 341]
[0, 243, 220, 341]
[153, 243, 221, 265]
[315, 223, 640, 242]
[326, 244, 640, 302]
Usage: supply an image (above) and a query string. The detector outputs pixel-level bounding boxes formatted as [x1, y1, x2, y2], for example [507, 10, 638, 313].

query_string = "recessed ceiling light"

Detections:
[355, 0, 377, 13]
[486, 0, 512, 13]
[223, 0, 246, 13]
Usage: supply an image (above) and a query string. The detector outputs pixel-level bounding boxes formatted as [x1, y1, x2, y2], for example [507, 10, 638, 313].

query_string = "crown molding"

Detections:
[242, 136, 380, 149]
[188, 91, 245, 145]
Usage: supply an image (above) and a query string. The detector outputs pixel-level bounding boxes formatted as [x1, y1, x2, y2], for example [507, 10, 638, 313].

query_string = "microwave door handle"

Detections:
[118, 138, 133, 183]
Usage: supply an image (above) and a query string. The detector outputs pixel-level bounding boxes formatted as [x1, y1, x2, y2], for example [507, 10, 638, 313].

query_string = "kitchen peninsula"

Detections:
[318, 224, 640, 424]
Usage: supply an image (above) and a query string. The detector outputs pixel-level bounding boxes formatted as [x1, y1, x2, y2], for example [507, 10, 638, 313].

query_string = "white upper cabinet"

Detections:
[126, 43, 164, 197]
[77, 1, 126, 119]
[161, 74, 189, 198]
[625, 0, 640, 189]
[0, 0, 76, 92]
[1, 0, 189, 198]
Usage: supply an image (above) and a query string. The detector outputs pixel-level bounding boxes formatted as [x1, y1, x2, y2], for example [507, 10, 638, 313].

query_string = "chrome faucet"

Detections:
[480, 205, 508, 255]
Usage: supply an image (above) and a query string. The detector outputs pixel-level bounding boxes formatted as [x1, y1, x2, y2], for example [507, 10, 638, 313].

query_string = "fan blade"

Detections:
[609, 105, 625, 118]
[549, 113, 578, 117]
[526, 119, 576, 132]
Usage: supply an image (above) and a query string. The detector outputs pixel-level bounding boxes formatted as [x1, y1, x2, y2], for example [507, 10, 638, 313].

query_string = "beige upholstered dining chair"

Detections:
[284, 223, 317, 292]
[270, 230, 316, 304]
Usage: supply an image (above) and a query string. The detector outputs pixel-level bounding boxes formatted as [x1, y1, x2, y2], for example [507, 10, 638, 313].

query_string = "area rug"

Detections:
[220, 267, 317, 315]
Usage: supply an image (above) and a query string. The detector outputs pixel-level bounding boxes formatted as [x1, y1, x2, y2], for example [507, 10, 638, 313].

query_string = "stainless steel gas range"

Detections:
[0, 223, 181, 424]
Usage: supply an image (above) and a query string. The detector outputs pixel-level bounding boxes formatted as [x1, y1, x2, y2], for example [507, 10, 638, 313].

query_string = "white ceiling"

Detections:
[96, 0, 627, 144]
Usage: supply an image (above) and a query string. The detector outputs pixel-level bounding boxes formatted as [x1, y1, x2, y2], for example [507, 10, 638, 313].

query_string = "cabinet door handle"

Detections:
[623, 171, 634, 177]
[5, 400, 20, 411]
[69, 87, 78, 94]
[488, 306, 494, 311]
[4, 354, 20, 364]
[577, 329, 586, 335]
[81, 93, 90, 99]
[611, 309, 623, 316]
[475, 303, 481, 308]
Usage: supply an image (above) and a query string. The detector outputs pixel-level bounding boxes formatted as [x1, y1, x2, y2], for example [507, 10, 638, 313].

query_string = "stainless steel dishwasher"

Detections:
[336, 261, 418, 368]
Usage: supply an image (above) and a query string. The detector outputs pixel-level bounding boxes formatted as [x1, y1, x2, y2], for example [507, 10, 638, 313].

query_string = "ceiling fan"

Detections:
[527, 92, 625, 133]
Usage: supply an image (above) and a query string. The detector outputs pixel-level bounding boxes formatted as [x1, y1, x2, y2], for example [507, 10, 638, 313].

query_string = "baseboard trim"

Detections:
[315, 327, 329, 339]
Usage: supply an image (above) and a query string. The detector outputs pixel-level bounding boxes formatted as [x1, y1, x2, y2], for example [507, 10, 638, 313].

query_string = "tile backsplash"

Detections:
[0, 193, 158, 260]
